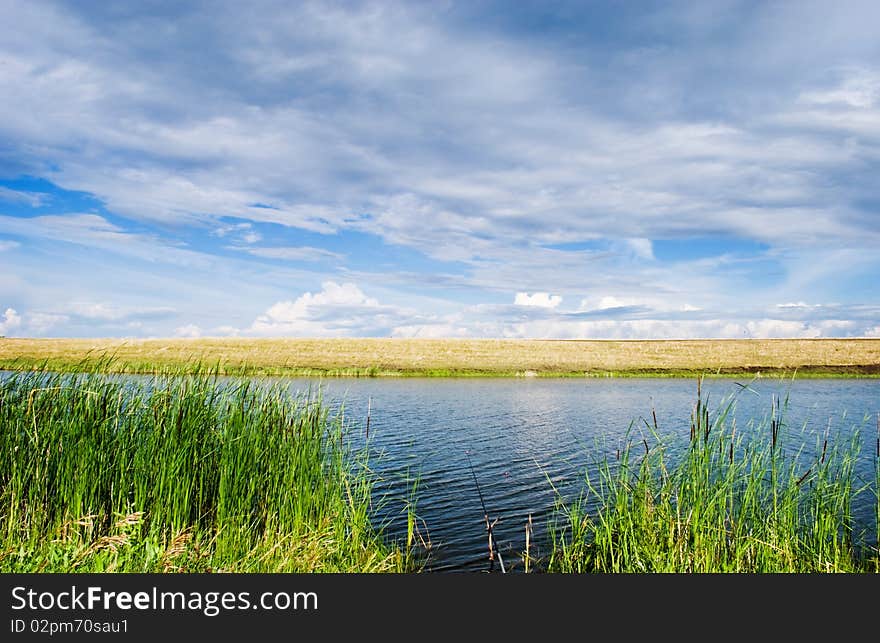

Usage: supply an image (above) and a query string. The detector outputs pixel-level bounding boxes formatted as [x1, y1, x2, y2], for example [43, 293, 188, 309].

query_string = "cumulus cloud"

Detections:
[387, 298, 880, 340]
[250, 281, 411, 336]
[514, 292, 562, 308]
[0, 308, 22, 335]
[392, 317, 876, 340]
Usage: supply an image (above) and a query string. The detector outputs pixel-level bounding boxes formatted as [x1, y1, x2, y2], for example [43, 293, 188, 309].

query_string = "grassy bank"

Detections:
[0, 369, 412, 572]
[2, 337, 880, 378]
[546, 382, 880, 572]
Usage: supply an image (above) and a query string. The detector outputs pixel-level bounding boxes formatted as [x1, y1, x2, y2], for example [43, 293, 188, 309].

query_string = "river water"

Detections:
[299, 377, 879, 571]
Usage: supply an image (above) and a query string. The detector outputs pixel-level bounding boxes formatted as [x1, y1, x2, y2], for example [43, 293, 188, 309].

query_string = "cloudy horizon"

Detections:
[1, 1, 879, 339]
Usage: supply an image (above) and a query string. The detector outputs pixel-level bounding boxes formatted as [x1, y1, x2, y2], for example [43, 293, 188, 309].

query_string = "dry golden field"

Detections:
[1, 337, 880, 377]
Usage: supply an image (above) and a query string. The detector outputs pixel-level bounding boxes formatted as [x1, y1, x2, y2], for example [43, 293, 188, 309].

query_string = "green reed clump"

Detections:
[0, 369, 411, 572]
[548, 381, 879, 572]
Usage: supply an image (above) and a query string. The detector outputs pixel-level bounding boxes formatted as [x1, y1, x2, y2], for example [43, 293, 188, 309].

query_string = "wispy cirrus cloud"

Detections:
[232, 246, 344, 263]
[0, 213, 213, 268]
[0, 186, 47, 207]
[64, 302, 176, 322]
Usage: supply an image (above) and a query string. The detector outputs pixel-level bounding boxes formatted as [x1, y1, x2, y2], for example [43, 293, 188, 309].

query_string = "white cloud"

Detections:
[26, 312, 69, 335]
[0, 213, 215, 269]
[514, 292, 562, 308]
[626, 238, 654, 260]
[213, 325, 241, 337]
[0, 186, 47, 207]
[0, 308, 22, 335]
[232, 246, 343, 262]
[816, 320, 857, 332]
[418, 317, 865, 340]
[0, 240, 21, 252]
[249, 281, 409, 336]
[271, 281, 378, 313]
[799, 69, 880, 109]
[174, 324, 202, 338]
[212, 223, 252, 238]
[389, 301, 880, 340]
[65, 302, 176, 321]
[577, 295, 702, 315]
[0, 304, 180, 337]
[741, 319, 820, 339]
[583, 296, 642, 311]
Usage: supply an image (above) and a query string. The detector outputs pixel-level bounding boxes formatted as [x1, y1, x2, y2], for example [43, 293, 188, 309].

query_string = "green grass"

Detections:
[546, 380, 880, 572]
[4, 356, 879, 380]
[0, 368, 414, 572]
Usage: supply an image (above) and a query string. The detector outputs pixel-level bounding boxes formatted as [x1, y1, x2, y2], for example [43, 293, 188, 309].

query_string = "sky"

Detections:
[1, 0, 879, 339]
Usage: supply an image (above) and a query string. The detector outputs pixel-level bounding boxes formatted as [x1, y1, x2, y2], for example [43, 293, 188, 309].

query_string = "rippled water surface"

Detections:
[296, 377, 879, 571]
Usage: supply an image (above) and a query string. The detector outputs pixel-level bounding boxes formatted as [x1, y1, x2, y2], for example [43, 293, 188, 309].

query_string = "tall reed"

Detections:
[0, 368, 411, 572]
[548, 380, 879, 572]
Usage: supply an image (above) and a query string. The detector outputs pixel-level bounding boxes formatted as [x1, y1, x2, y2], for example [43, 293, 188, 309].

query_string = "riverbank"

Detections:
[1, 337, 880, 378]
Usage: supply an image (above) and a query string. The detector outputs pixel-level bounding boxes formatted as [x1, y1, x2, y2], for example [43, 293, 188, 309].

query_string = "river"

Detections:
[299, 377, 880, 571]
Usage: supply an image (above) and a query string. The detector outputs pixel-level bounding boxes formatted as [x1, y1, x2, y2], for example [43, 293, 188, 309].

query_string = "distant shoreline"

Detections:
[2, 337, 880, 378]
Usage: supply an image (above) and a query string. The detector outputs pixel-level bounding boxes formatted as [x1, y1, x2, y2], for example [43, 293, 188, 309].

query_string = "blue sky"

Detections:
[1, 0, 879, 339]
